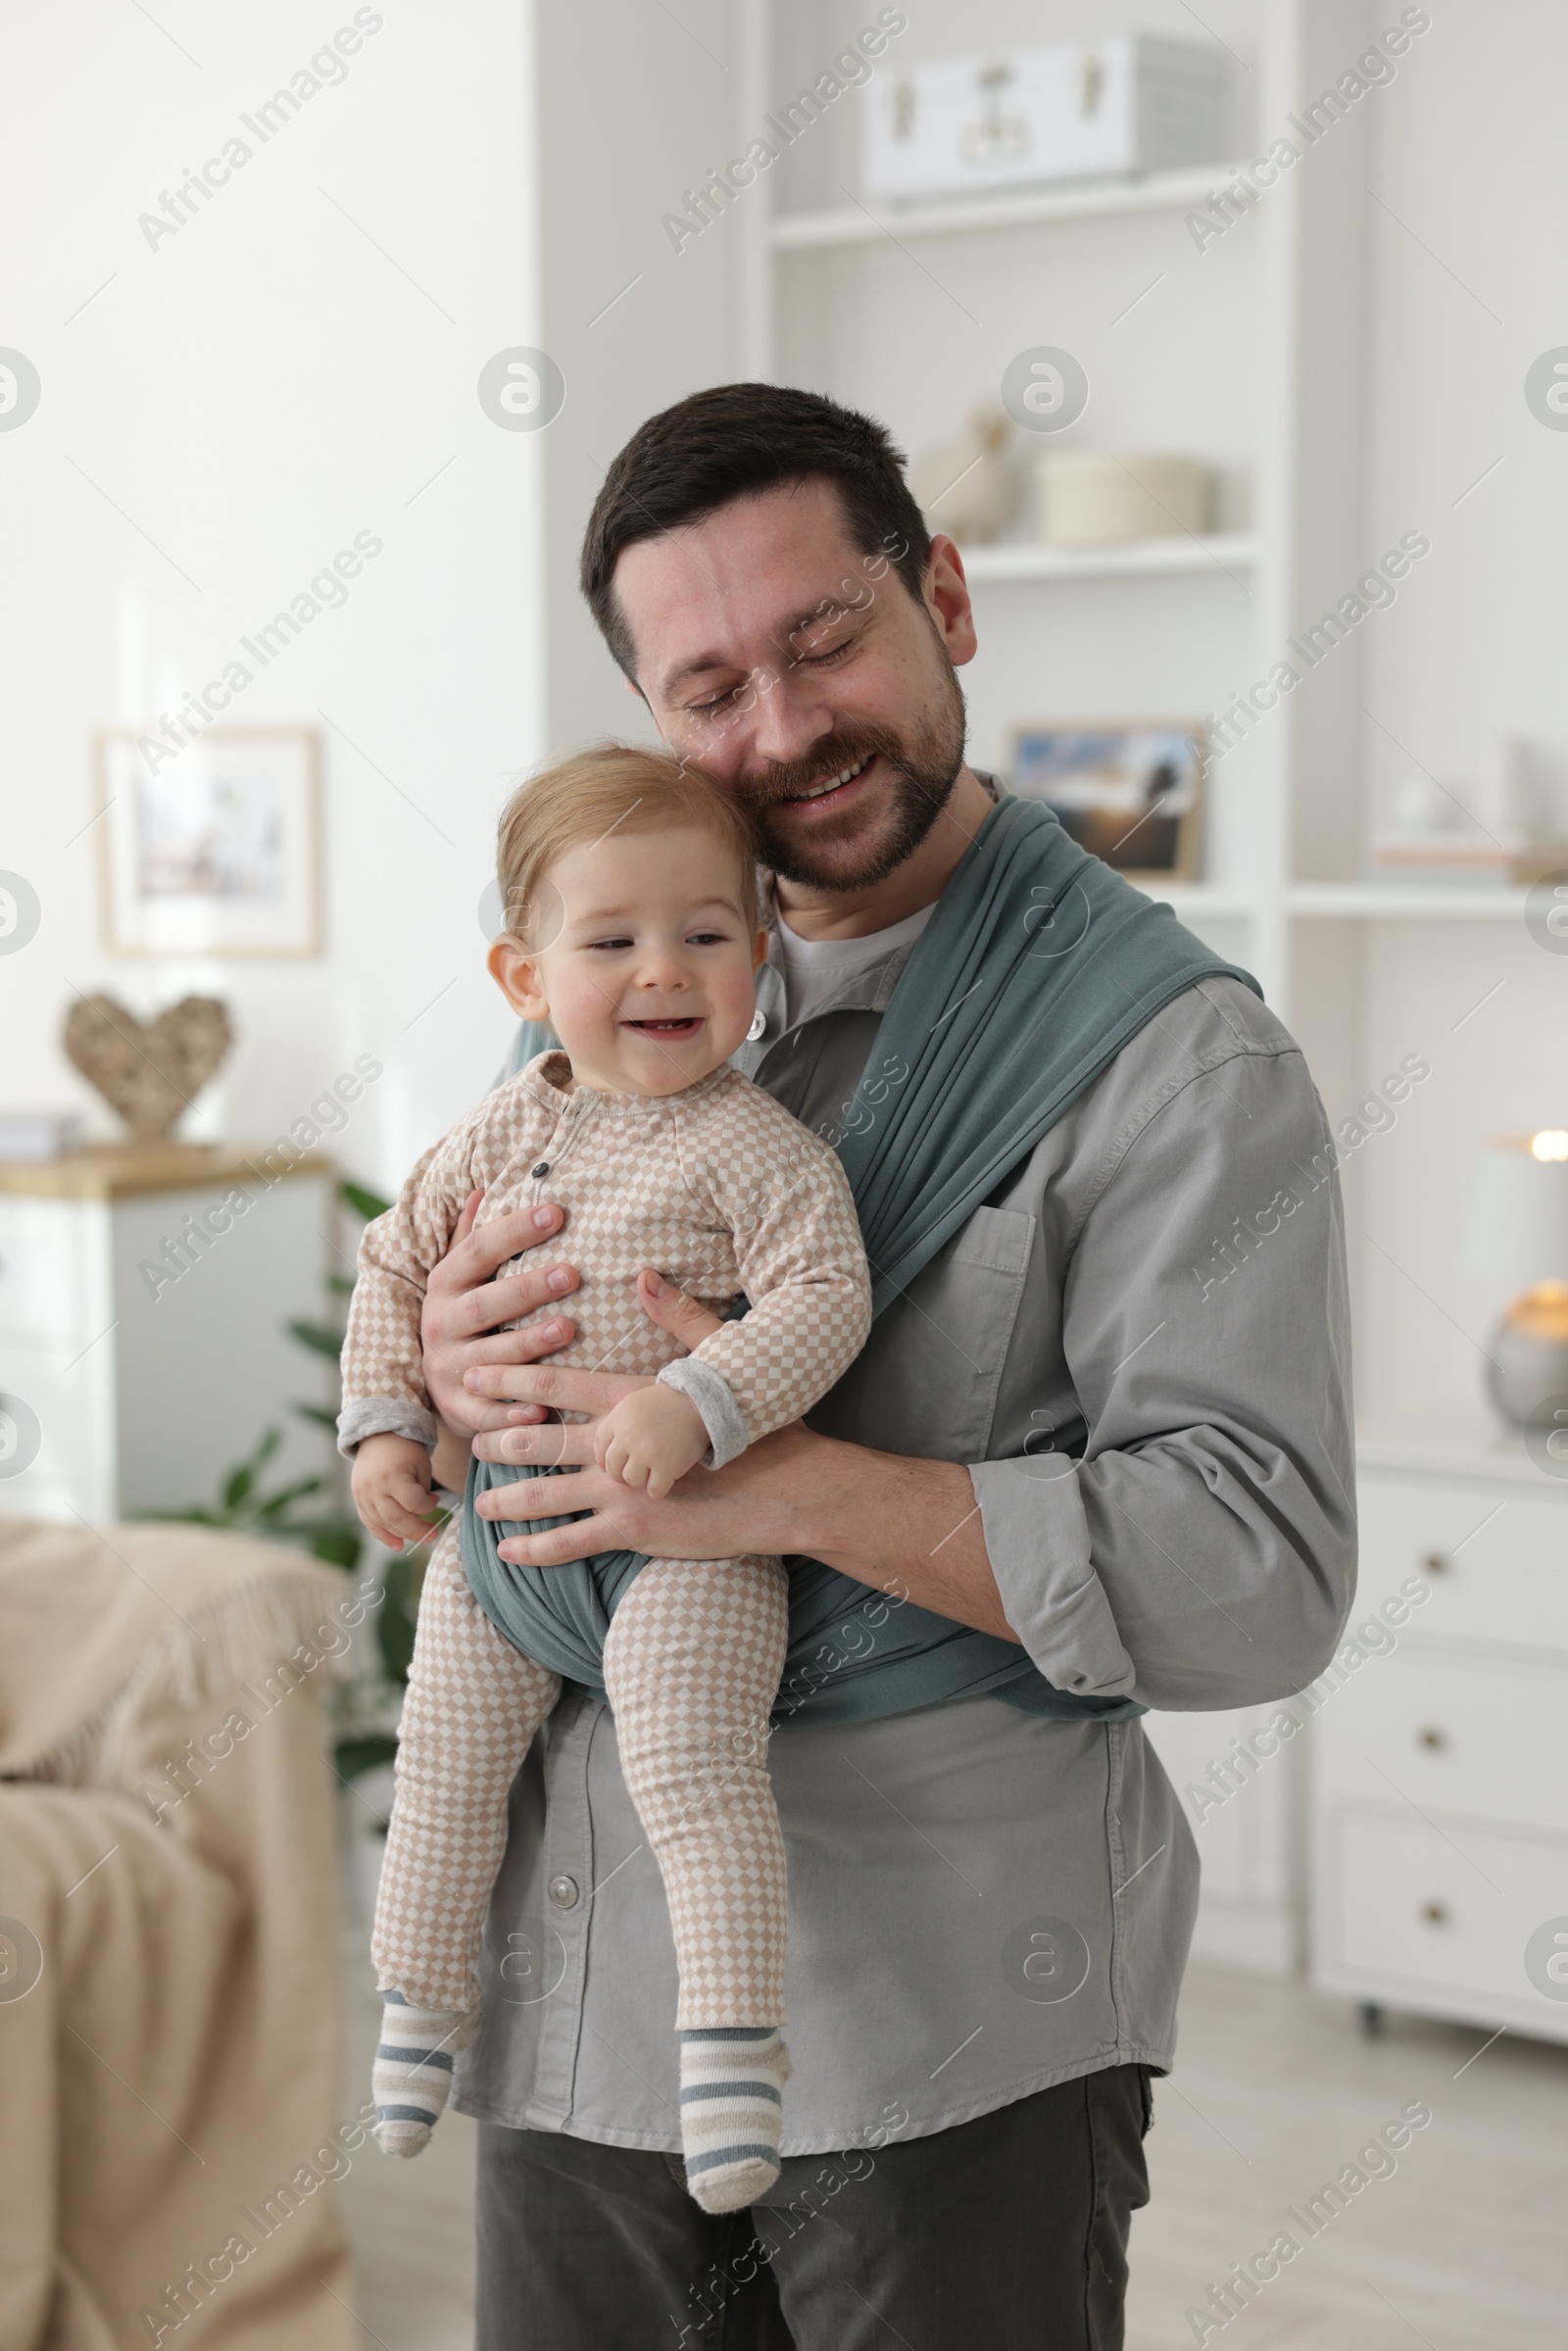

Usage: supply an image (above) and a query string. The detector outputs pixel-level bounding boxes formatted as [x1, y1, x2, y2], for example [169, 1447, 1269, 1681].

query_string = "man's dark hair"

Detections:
[579, 382, 933, 682]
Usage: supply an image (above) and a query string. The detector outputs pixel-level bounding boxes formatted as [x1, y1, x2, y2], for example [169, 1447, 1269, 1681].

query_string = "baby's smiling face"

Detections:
[489, 823, 767, 1098]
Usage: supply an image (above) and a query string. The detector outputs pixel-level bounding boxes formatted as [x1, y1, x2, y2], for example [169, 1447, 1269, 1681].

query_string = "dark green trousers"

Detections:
[474, 2063, 1152, 2349]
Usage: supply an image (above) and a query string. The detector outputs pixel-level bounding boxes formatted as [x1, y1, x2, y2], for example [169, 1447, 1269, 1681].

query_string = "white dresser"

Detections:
[0, 1143, 333, 1523]
[1311, 1430, 1568, 2045]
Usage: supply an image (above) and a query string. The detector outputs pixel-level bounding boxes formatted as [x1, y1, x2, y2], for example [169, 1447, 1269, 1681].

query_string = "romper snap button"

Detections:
[531, 1160, 551, 1179]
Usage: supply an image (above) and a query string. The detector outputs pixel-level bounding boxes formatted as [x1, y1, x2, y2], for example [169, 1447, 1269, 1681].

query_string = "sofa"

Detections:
[0, 1514, 364, 2350]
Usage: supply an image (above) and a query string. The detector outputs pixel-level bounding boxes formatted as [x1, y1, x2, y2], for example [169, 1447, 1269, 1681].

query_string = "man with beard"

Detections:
[415, 385, 1355, 2347]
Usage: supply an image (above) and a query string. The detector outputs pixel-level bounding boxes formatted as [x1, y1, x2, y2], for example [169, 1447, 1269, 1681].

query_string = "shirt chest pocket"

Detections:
[808, 1203, 1036, 1464]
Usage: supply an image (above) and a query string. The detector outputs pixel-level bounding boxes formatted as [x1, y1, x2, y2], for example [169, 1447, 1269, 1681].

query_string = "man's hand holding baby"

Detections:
[595, 1383, 710, 1499]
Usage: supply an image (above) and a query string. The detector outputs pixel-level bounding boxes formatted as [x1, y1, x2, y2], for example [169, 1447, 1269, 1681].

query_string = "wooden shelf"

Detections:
[958, 534, 1257, 586]
[0, 1143, 332, 1200]
[1287, 883, 1533, 921]
[771, 164, 1245, 253]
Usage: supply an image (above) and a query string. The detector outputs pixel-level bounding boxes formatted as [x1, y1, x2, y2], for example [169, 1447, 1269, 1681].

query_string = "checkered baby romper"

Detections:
[340, 1051, 871, 2029]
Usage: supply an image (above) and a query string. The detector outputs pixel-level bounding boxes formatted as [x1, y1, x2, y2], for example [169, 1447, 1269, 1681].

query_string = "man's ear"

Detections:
[923, 533, 979, 670]
[488, 936, 550, 1020]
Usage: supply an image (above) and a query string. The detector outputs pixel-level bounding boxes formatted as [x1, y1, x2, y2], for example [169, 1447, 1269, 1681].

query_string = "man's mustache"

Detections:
[738, 729, 908, 806]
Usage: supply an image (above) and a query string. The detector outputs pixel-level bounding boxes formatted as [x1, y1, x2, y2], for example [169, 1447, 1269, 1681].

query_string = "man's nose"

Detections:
[742, 663, 837, 768]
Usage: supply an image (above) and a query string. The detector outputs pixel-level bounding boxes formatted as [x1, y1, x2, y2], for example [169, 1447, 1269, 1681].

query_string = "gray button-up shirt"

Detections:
[452, 918, 1355, 2156]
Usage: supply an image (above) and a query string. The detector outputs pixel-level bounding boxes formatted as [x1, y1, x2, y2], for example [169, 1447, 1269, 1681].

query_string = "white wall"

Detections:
[535, 0, 738, 751]
[1, 0, 545, 1198]
[1, 0, 754, 1196]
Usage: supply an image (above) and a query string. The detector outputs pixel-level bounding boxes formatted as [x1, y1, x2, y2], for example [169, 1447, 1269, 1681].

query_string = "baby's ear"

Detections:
[488, 937, 549, 1019]
[753, 926, 769, 971]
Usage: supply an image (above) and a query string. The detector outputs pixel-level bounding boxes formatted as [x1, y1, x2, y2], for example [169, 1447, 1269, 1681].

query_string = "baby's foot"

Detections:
[372, 1991, 475, 2156]
[679, 2027, 792, 2213]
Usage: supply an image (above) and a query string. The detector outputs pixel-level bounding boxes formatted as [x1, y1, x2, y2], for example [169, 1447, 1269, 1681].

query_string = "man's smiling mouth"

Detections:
[781, 755, 871, 806]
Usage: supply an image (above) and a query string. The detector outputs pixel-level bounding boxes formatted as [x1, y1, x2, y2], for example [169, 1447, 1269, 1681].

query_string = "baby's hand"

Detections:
[594, 1386, 710, 1499]
[352, 1434, 441, 1551]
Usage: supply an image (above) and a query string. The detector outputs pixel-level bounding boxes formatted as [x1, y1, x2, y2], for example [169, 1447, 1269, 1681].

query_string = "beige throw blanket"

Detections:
[0, 1516, 366, 2351]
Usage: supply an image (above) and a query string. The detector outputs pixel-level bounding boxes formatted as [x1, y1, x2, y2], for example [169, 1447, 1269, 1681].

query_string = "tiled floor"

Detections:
[337, 1937, 1568, 2348]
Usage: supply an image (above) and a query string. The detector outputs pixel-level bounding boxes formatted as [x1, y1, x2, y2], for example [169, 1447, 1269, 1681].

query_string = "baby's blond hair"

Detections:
[496, 744, 762, 943]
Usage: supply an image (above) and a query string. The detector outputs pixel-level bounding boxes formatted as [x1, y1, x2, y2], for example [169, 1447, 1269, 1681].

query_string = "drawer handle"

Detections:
[1420, 1901, 1449, 1928]
[1420, 1550, 1449, 1576]
[1416, 1727, 1447, 1751]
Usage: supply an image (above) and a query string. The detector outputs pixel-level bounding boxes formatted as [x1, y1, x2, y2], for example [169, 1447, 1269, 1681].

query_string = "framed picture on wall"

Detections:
[95, 727, 320, 956]
[1009, 720, 1205, 880]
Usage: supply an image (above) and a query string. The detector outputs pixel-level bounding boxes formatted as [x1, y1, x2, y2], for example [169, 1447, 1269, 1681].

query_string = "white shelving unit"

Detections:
[732, 0, 1390, 1974]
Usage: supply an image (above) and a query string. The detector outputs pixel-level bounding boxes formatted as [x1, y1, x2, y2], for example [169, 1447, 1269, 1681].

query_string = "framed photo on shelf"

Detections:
[1009, 720, 1205, 880]
[95, 727, 320, 957]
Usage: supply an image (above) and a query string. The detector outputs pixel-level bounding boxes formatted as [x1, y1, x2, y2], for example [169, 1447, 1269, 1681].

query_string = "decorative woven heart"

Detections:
[64, 994, 233, 1141]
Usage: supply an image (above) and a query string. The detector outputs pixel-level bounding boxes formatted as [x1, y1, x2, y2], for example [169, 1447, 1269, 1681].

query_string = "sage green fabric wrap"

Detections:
[462, 796, 1259, 1727]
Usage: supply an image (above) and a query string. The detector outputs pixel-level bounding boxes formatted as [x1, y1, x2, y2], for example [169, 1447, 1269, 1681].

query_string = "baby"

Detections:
[340, 745, 872, 2213]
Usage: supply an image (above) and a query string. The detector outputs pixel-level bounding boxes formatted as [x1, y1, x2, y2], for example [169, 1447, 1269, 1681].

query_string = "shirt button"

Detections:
[547, 1873, 580, 1910]
[747, 1010, 766, 1042]
[531, 1160, 551, 1179]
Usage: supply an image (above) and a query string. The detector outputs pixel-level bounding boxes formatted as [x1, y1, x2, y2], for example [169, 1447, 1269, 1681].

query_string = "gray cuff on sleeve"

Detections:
[657, 1358, 750, 1470]
[337, 1398, 440, 1460]
[970, 1458, 1137, 1699]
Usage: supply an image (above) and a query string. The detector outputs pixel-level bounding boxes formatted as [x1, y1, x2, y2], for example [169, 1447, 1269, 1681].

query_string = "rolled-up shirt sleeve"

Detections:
[973, 1025, 1356, 1713]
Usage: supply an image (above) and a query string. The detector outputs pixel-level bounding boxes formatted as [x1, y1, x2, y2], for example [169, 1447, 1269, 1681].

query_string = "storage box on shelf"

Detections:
[0, 1143, 333, 1524]
[858, 33, 1228, 205]
[1312, 1431, 1568, 2046]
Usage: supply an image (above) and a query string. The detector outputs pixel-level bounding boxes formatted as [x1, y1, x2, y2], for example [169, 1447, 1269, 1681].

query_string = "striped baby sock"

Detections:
[678, 2027, 793, 2213]
[372, 1990, 475, 2156]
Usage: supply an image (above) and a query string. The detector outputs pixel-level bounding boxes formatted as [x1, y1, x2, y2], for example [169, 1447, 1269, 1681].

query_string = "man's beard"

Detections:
[735, 663, 968, 892]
